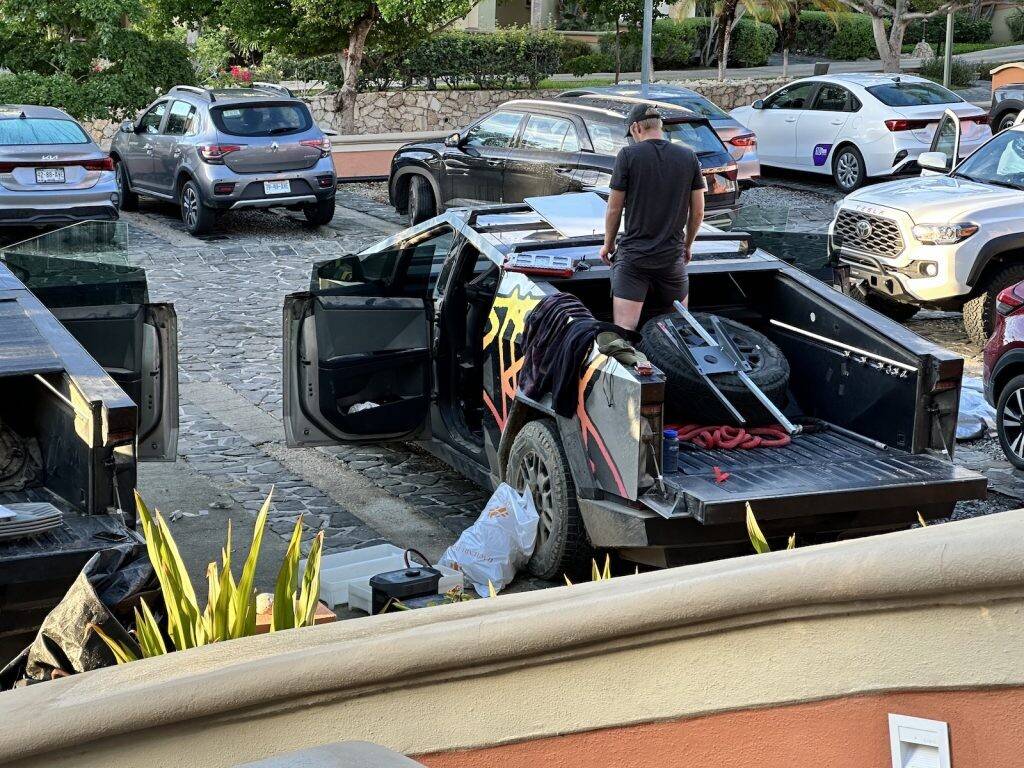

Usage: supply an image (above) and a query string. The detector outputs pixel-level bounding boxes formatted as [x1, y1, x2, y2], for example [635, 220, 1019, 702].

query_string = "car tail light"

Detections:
[884, 119, 930, 132]
[316, 174, 334, 188]
[962, 114, 989, 124]
[81, 156, 114, 172]
[198, 144, 243, 163]
[997, 282, 1024, 316]
[213, 182, 235, 195]
[301, 137, 332, 157]
[729, 133, 756, 148]
[0, 163, 15, 173]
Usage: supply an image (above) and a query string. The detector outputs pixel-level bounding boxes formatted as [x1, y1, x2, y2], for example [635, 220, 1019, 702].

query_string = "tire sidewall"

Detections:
[832, 146, 865, 192]
[116, 162, 138, 211]
[965, 264, 1024, 343]
[999, 112, 1019, 132]
[997, 374, 1024, 470]
[408, 175, 435, 226]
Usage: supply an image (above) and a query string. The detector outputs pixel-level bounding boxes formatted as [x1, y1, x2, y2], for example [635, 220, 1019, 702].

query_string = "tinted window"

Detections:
[520, 114, 579, 152]
[765, 82, 815, 110]
[933, 116, 958, 160]
[660, 96, 730, 119]
[0, 118, 89, 146]
[465, 112, 523, 148]
[813, 85, 854, 112]
[139, 102, 167, 134]
[211, 103, 312, 137]
[866, 82, 962, 106]
[165, 100, 198, 136]
[663, 121, 724, 154]
[955, 130, 1024, 188]
[585, 119, 629, 155]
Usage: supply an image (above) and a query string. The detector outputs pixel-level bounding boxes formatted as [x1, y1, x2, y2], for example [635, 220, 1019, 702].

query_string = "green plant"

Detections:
[91, 489, 325, 663]
[598, 17, 775, 70]
[918, 55, 979, 88]
[1009, 7, 1024, 41]
[906, 12, 992, 46]
[794, 11, 882, 60]
[746, 504, 796, 554]
[563, 52, 617, 77]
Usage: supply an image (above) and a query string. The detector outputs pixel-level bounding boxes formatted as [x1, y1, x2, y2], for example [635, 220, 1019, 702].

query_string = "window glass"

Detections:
[211, 103, 312, 137]
[933, 117, 958, 160]
[465, 112, 523, 148]
[813, 85, 851, 112]
[139, 102, 167, 134]
[954, 130, 1024, 189]
[520, 115, 578, 152]
[866, 81, 962, 107]
[663, 121, 725, 154]
[0, 118, 89, 145]
[404, 228, 457, 295]
[164, 101, 198, 136]
[660, 96, 730, 119]
[765, 82, 815, 110]
[586, 119, 629, 155]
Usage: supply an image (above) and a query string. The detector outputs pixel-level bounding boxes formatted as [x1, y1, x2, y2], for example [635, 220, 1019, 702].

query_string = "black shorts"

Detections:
[611, 256, 689, 306]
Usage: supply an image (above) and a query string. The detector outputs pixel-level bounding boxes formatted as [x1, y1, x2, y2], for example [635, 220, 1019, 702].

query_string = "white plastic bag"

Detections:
[438, 483, 539, 597]
[958, 376, 996, 442]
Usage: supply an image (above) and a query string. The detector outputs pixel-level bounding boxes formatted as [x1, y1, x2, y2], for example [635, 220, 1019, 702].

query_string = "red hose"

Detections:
[668, 424, 792, 450]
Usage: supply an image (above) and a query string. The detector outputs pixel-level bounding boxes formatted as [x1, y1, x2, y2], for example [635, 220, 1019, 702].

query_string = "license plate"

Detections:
[35, 167, 65, 184]
[264, 180, 290, 195]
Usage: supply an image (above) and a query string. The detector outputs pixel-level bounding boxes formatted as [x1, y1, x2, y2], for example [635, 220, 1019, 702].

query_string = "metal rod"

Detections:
[737, 370, 799, 435]
[641, 0, 653, 96]
[769, 318, 917, 372]
[943, 10, 954, 89]
[672, 300, 718, 346]
[657, 321, 745, 424]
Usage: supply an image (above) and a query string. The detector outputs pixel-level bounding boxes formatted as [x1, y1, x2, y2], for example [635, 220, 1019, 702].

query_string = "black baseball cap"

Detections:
[625, 103, 663, 136]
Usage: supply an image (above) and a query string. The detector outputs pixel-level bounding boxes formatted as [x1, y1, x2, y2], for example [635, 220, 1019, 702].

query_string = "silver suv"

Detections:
[111, 84, 336, 235]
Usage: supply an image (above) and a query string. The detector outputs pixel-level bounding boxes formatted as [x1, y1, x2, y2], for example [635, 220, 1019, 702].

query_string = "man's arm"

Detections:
[683, 187, 705, 264]
[600, 189, 626, 266]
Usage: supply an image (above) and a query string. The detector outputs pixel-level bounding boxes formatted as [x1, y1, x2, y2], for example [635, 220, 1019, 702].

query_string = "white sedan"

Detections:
[731, 73, 991, 192]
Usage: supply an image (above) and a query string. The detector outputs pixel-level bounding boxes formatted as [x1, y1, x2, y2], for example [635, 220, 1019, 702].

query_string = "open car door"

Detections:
[928, 108, 962, 172]
[284, 223, 456, 447]
[0, 222, 178, 460]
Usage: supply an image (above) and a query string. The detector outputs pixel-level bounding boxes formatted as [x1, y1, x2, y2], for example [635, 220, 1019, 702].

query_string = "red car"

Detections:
[984, 280, 1024, 468]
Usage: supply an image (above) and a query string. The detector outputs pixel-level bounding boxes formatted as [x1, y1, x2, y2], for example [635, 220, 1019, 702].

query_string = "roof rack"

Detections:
[252, 82, 294, 97]
[170, 85, 216, 102]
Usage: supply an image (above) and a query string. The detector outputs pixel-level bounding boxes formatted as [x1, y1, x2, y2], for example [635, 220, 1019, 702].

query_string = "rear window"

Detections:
[664, 121, 724, 155]
[660, 96, 730, 120]
[0, 118, 89, 146]
[211, 103, 312, 137]
[865, 82, 963, 107]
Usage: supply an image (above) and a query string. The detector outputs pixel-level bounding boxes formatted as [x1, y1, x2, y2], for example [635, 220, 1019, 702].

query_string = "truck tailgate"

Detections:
[661, 427, 986, 523]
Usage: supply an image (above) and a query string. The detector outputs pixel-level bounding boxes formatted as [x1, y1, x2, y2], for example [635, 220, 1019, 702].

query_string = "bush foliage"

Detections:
[918, 55, 979, 88]
[906, 12, 992, 46]
[792, 11, 881, 60]
[598, 17, 777, 70]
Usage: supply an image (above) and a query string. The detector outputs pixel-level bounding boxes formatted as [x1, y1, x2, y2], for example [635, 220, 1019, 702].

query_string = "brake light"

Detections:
[729, 134, 756, 148]
[198, 144, 243, 163]
[301, 137, 332, 157]
[81, 157, 114, 172]
[962, 114, 989, 124]
[997, 282, 1024, 316]
[884, 119, 930, 132]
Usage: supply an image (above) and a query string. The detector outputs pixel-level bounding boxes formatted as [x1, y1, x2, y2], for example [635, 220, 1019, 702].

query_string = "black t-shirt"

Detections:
[609, 138, 706, 268]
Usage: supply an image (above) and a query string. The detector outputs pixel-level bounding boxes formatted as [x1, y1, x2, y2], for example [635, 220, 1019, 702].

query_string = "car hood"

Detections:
[844, 174, 1023, 218]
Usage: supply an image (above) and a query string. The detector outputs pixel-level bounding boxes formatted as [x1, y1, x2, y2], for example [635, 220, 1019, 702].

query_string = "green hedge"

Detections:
[1010, 8, 1024, 41]
[598, 17, 776, 70]
[793, 12, 880, 60]
[906, 13, 992, 46]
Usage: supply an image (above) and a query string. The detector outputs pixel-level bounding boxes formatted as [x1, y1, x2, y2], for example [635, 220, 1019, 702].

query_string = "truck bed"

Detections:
[662, 424, 987, 524]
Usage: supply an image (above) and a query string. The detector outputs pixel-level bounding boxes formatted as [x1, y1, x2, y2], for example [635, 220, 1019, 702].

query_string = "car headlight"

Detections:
[911, 222, 979, 245]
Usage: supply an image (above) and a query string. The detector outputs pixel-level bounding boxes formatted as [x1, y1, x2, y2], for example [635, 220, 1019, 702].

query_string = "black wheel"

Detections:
[179, 179, 215, 236]
[997, 374, 1024, 470]
[962, 263, 1024, 344]
[506, 420, 590, 581]
[998, 111, 1019, 132]
[407, 174, 436, 226]
[115, 161, 138, 212]
[641, 313, 790, 425]
[303, 197, 336, 226]
[832, 145, 866, 192]
[863, 291, 920, 322]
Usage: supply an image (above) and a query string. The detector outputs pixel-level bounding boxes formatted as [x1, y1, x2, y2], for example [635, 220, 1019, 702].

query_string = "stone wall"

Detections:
[82, 76, 792, 144]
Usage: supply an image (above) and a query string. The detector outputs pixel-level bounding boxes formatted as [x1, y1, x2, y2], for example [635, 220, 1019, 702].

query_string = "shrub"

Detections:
[729, 17, 778, 66]
[558, 36, 594, 66]
[906, 13, 992, 46]
[918, 55, 979, 88]
[794, 11, 880, 60]
[564, 52, 616, 77]
[599, 17, 774, 70]
[1009, 8, 1024, 42]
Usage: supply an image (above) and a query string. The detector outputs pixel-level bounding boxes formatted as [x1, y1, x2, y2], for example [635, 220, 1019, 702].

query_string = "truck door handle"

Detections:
[784, 117, 797, 123]
[486, 159, 502, 167]
[830, 119, 844, 125]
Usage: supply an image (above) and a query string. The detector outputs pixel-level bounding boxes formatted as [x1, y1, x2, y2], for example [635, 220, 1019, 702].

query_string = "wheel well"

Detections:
[392, 173, 412, 214]
[174, 170, 196, 201]
[969, 248, 1024, 294]
[496, 403, 549, 482]
[993, 360, 1024, 406]
[830, 140, 859, 169]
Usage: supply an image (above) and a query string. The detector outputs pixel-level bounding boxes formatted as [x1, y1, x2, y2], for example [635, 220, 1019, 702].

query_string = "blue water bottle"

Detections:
[662, 429, 679, 474]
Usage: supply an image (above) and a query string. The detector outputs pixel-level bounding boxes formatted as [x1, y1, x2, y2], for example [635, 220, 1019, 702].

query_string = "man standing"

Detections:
[599, 103, 706, 331]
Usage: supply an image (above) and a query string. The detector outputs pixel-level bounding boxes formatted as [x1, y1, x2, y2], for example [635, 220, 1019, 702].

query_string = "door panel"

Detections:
[503, 114, 582, 202]
[753, 82, 817, 165]
[130, 101, 168, 189]
[444, 111, 524, 206]
[796, 84, 855, 169]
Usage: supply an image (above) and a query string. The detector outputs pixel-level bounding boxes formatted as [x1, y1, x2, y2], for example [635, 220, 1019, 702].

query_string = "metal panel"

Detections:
[0, 299, 61, 376]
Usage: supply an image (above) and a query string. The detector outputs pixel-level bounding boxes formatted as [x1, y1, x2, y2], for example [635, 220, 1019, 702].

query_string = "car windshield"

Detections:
[211, 103, 312, 137]
[865, 81, 963, 107]
[663, 121, 724, 154]
[0, 118, 89, 146]
[657, 96, 731, 120]
[953, 129, 1024, 190]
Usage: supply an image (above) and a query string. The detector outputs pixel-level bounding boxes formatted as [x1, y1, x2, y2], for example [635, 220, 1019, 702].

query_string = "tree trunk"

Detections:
[334, 13, 376, 135]
[870, 14, 901, 72]
[782, 47, 789, 76]
[614, 19, 621, 84]
[715, 0, 738, 81]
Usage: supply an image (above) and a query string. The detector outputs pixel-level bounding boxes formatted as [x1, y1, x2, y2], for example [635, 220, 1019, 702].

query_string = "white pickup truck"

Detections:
[830, 109, 1024, 342]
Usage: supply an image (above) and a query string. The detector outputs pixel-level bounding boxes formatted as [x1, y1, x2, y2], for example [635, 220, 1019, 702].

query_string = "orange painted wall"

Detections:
[419, 688, 1024, 768]
[332, 149, 395, 179]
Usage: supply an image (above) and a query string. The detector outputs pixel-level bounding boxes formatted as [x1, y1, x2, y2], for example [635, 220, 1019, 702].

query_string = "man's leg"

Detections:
[613, 297, 645, 331]
[610, 258, 649, 331]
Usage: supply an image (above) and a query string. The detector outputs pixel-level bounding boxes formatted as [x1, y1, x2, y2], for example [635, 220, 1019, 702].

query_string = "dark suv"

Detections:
[111, 84, 336, 235]
[389, 96, 740, 226]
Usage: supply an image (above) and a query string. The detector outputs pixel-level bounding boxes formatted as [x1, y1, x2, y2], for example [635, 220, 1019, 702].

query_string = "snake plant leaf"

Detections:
[746, 503, 771, 554]
[917, 512, 928, 527]
[89, 623, 140, 665]
[231, 490, 272, 639]
[786, 534, 797, 550]
[296, 531, 324, 628]
[136, 599, 169, 658]
[602, 554, 611, 580]
[272, 516, 303, 631]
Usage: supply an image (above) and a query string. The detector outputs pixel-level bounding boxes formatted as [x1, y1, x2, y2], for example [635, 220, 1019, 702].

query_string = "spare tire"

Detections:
[641, 312, 790, 425]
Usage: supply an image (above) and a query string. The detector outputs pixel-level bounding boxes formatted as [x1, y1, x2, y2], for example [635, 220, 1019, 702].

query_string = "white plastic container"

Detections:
[347, 563, 464, 615]
[300, 543, 407, 608]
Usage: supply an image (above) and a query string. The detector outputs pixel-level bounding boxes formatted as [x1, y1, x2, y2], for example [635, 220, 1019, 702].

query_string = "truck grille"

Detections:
[835, 210, 904, 257]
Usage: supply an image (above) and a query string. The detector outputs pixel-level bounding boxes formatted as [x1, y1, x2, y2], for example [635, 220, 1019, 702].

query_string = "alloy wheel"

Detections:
[836, 152, 859, 189]
[1002, 387, 1024, 460]
[182, 186, 199, 230]
[1000, 113, 1018, 132]
[516, 450, 554, 548]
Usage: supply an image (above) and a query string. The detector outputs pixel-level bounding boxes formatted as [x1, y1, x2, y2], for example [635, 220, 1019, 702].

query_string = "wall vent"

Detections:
[888, 713, 951, 768]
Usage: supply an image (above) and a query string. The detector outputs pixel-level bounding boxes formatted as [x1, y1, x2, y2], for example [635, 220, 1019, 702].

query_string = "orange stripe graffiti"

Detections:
[482, 285, 541, 430]
[577, 354, 627, 496]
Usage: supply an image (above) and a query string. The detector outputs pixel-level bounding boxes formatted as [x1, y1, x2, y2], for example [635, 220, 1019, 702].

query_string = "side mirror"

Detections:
[918, 151, 948, 174]
[752, 99, 764, 110]
[444, 132, 461, 148]
[119, 120, 135, 134]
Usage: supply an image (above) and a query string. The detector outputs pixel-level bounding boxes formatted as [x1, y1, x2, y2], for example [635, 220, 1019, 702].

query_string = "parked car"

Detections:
[283, 192, 983, 577]
[831, 110, 1024, 342]
[984, 278, 1024, 468]
[731, 74, 991, 192]
[990, 77, 1024, 133]
[558, 85, 760, 184]
[388, 96, 740, 227]
[110, 84, 336, 236]
[0, 105, 119, 227]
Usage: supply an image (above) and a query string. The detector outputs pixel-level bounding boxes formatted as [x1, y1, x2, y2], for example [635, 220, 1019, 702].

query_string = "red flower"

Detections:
[240, 69, 252, 82]
[230, 65, 242, 77]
